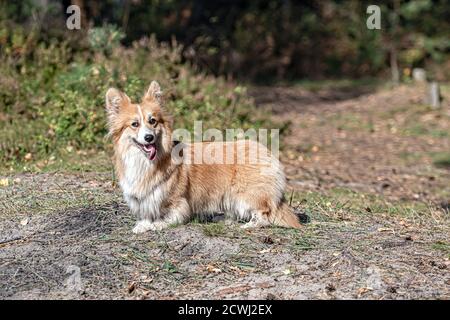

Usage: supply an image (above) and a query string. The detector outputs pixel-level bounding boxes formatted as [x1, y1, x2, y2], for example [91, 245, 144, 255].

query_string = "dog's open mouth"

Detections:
[133, 139, 157, 161]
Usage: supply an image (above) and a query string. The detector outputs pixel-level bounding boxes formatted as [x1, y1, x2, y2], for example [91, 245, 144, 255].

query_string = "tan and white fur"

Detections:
[105, 81, 301, 233]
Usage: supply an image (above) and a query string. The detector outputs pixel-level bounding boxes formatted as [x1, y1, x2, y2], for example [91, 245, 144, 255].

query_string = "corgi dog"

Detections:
[105, 81, 301, 233]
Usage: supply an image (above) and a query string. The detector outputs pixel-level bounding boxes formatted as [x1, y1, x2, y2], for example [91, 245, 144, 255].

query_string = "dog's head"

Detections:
[105, 81, 173, 161]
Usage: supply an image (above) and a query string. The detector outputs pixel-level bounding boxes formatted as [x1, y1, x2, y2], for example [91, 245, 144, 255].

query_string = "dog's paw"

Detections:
[147, 221, 168, 231]
[241, 221, 258, 229]
[132, 220, 153, 234]
[241, 219, 270, 229]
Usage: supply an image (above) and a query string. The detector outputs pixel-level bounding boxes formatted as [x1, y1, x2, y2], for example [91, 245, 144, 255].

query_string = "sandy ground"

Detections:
[1, 84, 449, 299]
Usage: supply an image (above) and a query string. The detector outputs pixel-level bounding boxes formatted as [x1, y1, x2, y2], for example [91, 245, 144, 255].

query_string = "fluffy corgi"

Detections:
[105, 81, 301, 233]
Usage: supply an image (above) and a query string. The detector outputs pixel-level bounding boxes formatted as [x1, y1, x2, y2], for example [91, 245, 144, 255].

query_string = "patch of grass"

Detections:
[201, 222, 227, 237]
[291, 187, 448, 226]
[398, 151, 423, 164]
[161, 261, 179, 273]
[327, 113, 374, 133]
[0, 150, 114, 175]
[402, 124, 449, 138]
[270, 226, 316, 251]
[432, 152, 450, 169]
[383, 103, 450, 139]
[0, 174, 119, 217]
[292, 235, 315, 251]
[291, 188, 366, 222]
[232, 261, 256, 272]
[0, 25, 270, 172]
[431, 241, 450, 258]
[291, 78, 383, 92]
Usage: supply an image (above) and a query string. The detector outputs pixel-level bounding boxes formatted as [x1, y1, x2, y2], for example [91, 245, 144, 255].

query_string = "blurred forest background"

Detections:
[0, 0, 449, 169]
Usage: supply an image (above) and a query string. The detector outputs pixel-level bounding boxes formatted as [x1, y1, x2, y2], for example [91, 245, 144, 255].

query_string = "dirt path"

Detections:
[1, 84, 449, 299]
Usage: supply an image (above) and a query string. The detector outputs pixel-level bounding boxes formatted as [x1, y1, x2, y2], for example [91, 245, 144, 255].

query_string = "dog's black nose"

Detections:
[144, 134, 155, 143]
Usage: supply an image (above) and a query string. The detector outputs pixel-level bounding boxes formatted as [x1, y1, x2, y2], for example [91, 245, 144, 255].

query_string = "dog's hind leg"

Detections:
[234, 193, 273, 229]
[240, 208, 272, 229]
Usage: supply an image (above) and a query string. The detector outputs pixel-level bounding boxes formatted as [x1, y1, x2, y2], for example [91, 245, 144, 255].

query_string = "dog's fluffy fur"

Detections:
[106, 81, 301, 233]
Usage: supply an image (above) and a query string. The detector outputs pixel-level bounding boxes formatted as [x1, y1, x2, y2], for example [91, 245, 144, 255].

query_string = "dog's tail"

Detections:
[270, 202, 302, 229]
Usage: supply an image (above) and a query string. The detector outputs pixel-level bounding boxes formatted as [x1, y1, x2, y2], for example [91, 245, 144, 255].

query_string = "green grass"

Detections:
[384, 104, 450, 139]
[402, 124, 450, 138]
[290, 78, 384, 92]
[0, 25, 268, 171]
[0, 173, 120, 217]
[0, 149, 115, 175]
[201, 222, 227, 237]
[431, 241, 450, 258]
[432, 152, 450, 169]
[398, 151, 423, 163]
[290, 187, 447, 225]
[327, 113, 374, 132]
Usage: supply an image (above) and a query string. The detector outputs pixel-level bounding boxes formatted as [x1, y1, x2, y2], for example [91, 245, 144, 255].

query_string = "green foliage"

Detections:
[432, 153, 450, 169]
[2, 1, 450, 81]
[0, 24, 264, 169]
[87, 24, 125, 56]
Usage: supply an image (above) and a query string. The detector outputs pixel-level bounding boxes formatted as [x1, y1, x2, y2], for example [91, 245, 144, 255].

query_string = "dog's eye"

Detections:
[131, 121, 139, 128]
[149, 117, 157, 125]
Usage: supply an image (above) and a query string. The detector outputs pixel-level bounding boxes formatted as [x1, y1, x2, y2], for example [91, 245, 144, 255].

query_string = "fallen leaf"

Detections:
[357, 287, 373, 296]
[140, 275, 153, 283]
[206, 264, 222, 273]
[326, 283, 336, 292]
[398, 220, 410, 228]
[217, 285, 250, 296]
[0, 178, 9, 187]
[20, 217, 29, 226]
[261, 236, 274, 244]
[127, 282, 136, 294]
[255, 281, 273, 289]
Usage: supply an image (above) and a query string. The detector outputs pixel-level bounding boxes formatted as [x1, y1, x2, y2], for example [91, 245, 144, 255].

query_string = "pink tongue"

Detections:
[144, 144, 157, 161]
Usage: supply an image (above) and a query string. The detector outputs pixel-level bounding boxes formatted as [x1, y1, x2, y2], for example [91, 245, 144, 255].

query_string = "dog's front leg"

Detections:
[132, 220, 154, 234]
[125, 194, 154, 234]
[145, 200, 190, 231]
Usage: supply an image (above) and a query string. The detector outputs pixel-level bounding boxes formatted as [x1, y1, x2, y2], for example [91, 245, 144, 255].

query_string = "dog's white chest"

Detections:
[119, 148, 149, 196]
[119, 149, 166, 220]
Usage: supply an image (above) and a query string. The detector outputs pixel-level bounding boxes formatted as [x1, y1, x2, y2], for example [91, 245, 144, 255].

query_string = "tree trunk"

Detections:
[390, 0, 401, 85]
[390, 46, 400, 85]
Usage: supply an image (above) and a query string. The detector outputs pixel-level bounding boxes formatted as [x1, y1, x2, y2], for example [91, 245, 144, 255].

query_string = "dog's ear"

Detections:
[144, 81, 163, 103]
[105, 88, 130, 116]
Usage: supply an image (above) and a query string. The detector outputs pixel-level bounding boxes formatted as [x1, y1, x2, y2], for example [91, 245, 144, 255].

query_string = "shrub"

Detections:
[0, 25, 267, 170]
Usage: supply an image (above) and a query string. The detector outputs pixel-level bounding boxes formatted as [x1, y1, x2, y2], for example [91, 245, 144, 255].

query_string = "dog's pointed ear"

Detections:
[105, 88, 130, 116]
[144, 81, 163, 103]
